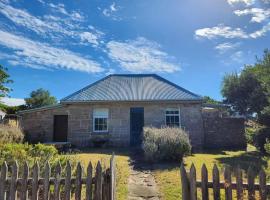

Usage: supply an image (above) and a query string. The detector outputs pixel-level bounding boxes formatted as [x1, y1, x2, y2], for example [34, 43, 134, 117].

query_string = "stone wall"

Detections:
[19, 101, 204, 149]
[203, 113, 246, 149]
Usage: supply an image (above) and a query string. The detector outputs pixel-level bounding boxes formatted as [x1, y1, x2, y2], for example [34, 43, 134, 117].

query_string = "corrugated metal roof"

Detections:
[61, 74, 202, 102]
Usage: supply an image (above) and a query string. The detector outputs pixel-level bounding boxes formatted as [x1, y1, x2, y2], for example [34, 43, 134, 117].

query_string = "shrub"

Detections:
[143, 127, 191, 162]
[264, 139, 270, 154]
[252, 127, 270, 153]
[0, 124, 24, 143]
[0, 143, 73, 176]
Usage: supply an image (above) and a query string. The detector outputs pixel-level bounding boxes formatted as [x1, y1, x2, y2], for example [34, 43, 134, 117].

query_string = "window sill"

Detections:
[91, 131, 109, 135]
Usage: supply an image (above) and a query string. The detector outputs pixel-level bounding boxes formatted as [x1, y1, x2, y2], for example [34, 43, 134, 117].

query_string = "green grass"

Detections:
[67, 148, 130, 200]
[153, 145, 270, 200]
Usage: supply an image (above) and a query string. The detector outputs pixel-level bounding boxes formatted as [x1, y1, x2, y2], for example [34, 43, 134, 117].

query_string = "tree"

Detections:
[0, 65, 13, 97]
[25, 88, 57, 109]
[203, 96, 221, 104]
[221, 50, 270, 125]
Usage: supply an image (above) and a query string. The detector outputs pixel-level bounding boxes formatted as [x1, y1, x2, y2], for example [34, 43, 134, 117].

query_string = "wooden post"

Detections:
[75, 163, 82, 200]
[32, 162, 39, 200]
[43, 162, 51, 200]
[0, 162, 7, 200]
[236, 166, 243, 200]
[224, 166, 232, 200]
[110, 154, 116, 200]
[21, 162, 29, 200]
[86, 161, 93, 200]
[95, 161, 103, 200]
[189, 164, 197, 200]
[247, 167, 255, 200]
[54, 162, 62, 200]
[259, 169, 267, 200]
[201, 164, 208, 200]
[64, 161, 72, 200]
[10, 161, 18, 200]
[212, 164, 220, 200]
[180, 163, 190, 200]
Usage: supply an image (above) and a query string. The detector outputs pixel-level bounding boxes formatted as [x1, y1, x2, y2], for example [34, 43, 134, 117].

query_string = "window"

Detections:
[93, 108, 108, 132]
[165, 108, 180, 127]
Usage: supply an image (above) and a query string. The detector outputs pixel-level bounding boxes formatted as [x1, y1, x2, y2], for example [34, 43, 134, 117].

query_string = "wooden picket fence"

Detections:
[0, 155, 116, 200]
[180, 163, 270, 200]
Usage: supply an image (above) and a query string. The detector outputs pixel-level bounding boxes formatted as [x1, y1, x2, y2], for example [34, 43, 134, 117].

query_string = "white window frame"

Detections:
[165, 107, 181, 127]
[93, 108, 109, 132]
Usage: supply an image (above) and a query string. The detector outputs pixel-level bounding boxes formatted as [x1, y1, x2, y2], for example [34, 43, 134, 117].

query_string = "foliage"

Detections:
[0, 65, 13, 97]
[0, 103, 27, 114]
[0, 124, 24, 143]
[203, 96, 221, 104]
[264, 139, 270, 154]
[252, 127, 270, 153]
[25, 88, 57, 109]
[0, 143, 72, 176]
[143, 127, 191, 162]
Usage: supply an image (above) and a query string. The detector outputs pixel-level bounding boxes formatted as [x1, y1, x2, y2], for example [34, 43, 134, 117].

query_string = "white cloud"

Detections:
[227, 0, 255, 6]
[0, 31, 104, 73]
[234, 8, 270, 23]
[0, 97, 25, 106]
[215, 42, 239, 54]
[48, 3, 84, 21]
[102, 2, 121, 20]
[195, 24, 248, 39]
[80, 32, 99, 46]
[106, 37, 180, 73]
[230, 51, 244, 63]
[249, 22, 270, 38]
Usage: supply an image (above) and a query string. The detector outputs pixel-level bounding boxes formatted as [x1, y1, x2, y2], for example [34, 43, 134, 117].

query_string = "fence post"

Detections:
[110, 154, 116, 200]
[259, 169, 267, 200]
[201, 164, 208, 200]
[10, 161, 18, 200]
[189, 164, 197, 200]
[64, 161, 72, 200]
[21, 162, 29, 200]
[44, 161, 51, 200]
[54, 162, 62, 200]
[236, 166, 243, 200]
[31, 162, 39, 200]
[95, 161, 103, 200]
[86, 161, 93, 200]
[75, 163, 83, 200]
[247, 167, 255, 200]
[180, 163, 190, 200]
[212, 164, 220, 200]
[224, 166, 232, 200]
[0, 162, 7, 200]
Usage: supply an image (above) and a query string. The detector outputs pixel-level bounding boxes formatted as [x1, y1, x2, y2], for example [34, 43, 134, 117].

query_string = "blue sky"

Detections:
[0, 0, 269, 102]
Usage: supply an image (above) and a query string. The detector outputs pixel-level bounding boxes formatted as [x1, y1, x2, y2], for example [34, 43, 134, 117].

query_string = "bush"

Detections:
[143, 127, 191, 162]
[0, 124, 24, 143]
[253, 127, 270, 153]
[0, 143, 73, 176]
[264, 139, 270, 154]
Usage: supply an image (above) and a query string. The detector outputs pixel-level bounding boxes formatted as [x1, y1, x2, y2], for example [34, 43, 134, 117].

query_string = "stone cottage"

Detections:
[18, 74, 246, 150]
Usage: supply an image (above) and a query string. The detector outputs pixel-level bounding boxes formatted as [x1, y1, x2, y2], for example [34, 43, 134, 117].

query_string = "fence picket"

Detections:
[213, 164, 220, 200]
[189, 164, 197, 200]
[110, 155, 116, 200]
[86, 162, 93, 200]
[44, 162, 51, 200]
[9, 161, 18, 200]
[180, 163, 190, 200]
[259, 169, 267, 200]
[54, 162, 62, 200]
[236, 166, 243, 200]
[95, 161, 103, 200]
[75, 162, 82, 200]
[224, 166, 232, 200]
[31, 162, 39, 200]
[21, 162, 29, 200]
[0, 162, 7, 200]
[64, 161, 72, 200]
[247, 167, 255, 200]
[201, 164, 209, 200]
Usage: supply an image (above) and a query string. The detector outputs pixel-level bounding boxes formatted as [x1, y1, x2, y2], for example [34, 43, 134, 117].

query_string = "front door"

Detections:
[130, 107, 144, 146]
[53, 115, 68, 142]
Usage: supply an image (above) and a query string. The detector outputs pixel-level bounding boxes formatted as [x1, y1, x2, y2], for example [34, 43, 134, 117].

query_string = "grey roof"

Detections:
[61, 74, 202, 102]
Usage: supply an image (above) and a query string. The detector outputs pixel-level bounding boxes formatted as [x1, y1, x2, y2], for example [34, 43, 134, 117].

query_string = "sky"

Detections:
[0, 0, 269, 103]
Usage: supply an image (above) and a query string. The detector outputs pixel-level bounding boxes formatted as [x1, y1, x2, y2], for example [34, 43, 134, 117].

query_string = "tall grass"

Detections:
[0, 124, 24, 143]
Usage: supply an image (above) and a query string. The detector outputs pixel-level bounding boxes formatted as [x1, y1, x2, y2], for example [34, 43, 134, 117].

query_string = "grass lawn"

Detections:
[68, 148, 130, 200]
[153, 145, 270, 200]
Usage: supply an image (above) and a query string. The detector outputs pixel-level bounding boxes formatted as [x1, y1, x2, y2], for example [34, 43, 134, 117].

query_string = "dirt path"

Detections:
[128, 152, 160, 200]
